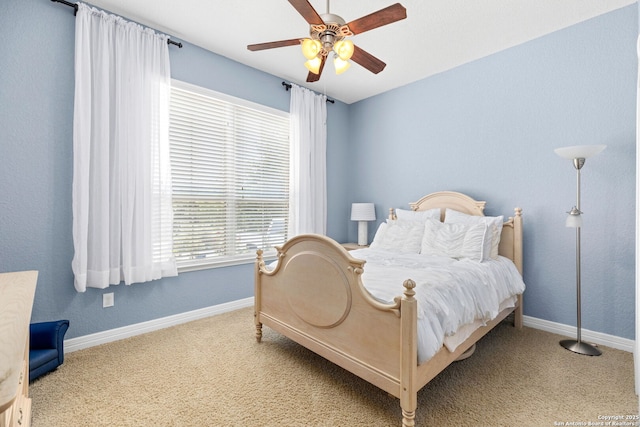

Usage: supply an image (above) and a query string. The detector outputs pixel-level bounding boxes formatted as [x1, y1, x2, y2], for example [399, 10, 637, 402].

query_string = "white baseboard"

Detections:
[64, 297, 254, 353]
[64, 299, 634, 355]
[523, 315, 634, 353]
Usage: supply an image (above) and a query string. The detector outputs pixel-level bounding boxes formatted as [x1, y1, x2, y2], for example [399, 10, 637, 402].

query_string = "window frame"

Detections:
[169, 79, 289, 272]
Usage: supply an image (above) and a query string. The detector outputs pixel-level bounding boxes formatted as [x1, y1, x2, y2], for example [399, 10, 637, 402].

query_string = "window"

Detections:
[169, 80, 290, 270]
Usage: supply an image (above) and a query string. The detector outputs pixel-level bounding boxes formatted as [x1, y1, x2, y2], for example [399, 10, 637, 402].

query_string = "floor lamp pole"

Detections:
[575, 226, 582, 344]
[559, 156, 602, 356]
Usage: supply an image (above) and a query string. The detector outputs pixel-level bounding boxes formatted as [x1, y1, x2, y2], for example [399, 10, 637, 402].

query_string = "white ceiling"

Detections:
[84, 0, 635, 104]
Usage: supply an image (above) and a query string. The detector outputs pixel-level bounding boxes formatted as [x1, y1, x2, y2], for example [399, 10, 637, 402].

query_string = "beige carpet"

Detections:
[30, 308, 637, 426]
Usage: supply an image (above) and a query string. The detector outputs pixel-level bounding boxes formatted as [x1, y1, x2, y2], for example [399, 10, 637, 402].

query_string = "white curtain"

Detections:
[72, 3, 176, 292]
[288, 84, 327, 236]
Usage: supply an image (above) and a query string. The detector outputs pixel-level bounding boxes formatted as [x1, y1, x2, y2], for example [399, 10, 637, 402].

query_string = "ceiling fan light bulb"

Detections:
[333, 39, 354, 60]
[304, 56, 322, 74]
[301, 38, 321, 60]
[334, 56, 350, 74]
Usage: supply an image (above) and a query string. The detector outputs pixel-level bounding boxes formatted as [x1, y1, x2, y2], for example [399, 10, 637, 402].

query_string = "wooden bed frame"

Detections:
[254, 191, 523, 426]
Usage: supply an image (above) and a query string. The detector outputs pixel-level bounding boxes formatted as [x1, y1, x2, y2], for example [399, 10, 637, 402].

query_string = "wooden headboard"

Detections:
[390, 191, 523, 275]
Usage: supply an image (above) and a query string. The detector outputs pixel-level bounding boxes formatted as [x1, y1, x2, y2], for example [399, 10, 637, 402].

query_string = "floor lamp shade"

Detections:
[554, 144, 606, 356]
[554, 144, 606, 160]
[351, 203, 376, 246]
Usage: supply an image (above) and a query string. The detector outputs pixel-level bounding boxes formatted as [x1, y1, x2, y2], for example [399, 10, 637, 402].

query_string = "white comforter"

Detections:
[349, 248, 526, 364]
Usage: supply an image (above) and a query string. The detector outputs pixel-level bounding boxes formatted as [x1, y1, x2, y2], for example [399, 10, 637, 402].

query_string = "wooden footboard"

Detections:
[255, 192, 523, 426]
[255, 235, 416, 397]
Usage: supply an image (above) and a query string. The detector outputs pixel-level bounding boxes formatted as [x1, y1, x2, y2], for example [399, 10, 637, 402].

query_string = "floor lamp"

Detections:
[554, 144, 606, 356]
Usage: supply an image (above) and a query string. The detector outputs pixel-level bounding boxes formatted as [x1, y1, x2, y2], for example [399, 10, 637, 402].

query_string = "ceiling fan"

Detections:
[247, 0, 407, 83]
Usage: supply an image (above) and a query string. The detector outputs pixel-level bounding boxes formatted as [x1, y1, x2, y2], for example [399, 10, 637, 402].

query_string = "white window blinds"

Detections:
[169, 81, 289, 269]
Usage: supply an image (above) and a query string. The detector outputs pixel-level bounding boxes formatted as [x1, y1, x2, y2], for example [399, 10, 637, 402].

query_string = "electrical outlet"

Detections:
[103, 292, 114, 308]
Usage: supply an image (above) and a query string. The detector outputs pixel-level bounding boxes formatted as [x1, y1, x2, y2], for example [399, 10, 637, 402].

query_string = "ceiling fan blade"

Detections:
[351, 45, 386, 74]
[306, 55, 327, 82]
[346, 3, 407, 35]
[247, 38, 301, 51]
[288, 0, 325, 26]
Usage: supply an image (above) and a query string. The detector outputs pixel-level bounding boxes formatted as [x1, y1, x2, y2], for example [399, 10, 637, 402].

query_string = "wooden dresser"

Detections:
[0, 271, 38, 427]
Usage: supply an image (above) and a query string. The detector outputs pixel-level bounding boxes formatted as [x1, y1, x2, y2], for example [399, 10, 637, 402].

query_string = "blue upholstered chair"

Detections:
[29, 320, 69, 382]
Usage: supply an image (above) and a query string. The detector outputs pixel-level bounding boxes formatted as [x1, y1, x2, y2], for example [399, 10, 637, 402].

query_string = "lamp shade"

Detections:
[351, 203, 376, 221]
[304, 56, 322, 74]
[554, 144, 606, 160]
[301, 38, 321, 60]
[334, 57, 351, 75]
[333, 39, 354, 60]
[566, 209, 583, 228]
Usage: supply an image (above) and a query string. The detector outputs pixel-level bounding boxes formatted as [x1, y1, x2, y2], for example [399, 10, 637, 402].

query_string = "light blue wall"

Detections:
[0, 0, 350, 339]
[348, 5, 637, 340]
[0, 0, 636, 342]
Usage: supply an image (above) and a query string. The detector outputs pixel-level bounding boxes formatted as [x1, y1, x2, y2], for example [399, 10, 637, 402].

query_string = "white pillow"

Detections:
[369, 222, 388, 249]
[395, 208, 441, 222]
[369, 220, 424, 253]
[444, 208, 503, 260]
[421, 219, 487, 262]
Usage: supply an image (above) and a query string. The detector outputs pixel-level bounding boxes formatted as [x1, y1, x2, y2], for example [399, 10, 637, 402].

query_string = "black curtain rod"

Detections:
[282, 82, 335, 104]
[51, 0, 182, 48]
[51, 0, 77, 15]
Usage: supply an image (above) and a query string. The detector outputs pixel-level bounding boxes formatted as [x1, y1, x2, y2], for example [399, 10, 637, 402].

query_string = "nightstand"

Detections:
[341, 243, 368, 251]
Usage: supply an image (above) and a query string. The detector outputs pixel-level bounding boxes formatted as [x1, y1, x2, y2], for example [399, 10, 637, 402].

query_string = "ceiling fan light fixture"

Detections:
[301, 38, 322, 60]
[247, 2, 407, 82]
[304, 56, 323, 74]
[333, 56, 350, 74]
[333, 39, 354, 61]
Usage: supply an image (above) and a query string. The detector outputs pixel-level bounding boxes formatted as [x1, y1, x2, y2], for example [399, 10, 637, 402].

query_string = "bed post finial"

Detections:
[403, 279, 416, 299]
[389, 207, 396, 220]
[256, 249, 266, 272]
